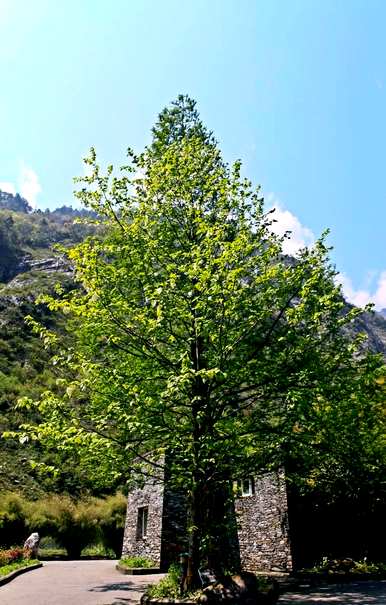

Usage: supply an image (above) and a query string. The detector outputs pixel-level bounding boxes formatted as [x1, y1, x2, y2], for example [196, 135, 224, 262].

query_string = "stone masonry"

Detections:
[122, 478, 165, 566]
[122, 469, 292, 572]
[235, 471, 292, 572]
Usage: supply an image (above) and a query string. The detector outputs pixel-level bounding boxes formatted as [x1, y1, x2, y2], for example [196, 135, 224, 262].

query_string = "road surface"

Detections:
[2, 561, 385, 605]
[0, 560, 162, 605]
[279, 580, 386, 605]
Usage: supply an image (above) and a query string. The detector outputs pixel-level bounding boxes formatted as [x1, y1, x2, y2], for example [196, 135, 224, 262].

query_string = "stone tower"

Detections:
[122, 469, 292, 572]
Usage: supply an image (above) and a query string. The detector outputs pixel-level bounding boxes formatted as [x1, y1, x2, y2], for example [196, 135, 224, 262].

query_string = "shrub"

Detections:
[24, 499, 58, 537]
[93, 492, 126, 558]
[26, 495, 98, 558]
[37, 535, 66, 557]
[0, 491, 126, 559]
[40, 496, 98, 558]
[353, 560, 386, 574]
[0, 547, 24, 566]
[119, 556, 155, 568]
[302, 557, 386, 575]
[81, 543, 115, 558]
[147, 564, 181, 599]
[0, 493, 27, 548]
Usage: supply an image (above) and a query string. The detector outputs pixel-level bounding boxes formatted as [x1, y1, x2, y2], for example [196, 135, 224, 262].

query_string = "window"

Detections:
[136, 506, 148, 539]
[235, 477, 255, 497]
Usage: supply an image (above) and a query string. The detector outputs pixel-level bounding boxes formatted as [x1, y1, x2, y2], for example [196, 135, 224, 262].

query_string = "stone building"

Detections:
[122, 469, 292, 572]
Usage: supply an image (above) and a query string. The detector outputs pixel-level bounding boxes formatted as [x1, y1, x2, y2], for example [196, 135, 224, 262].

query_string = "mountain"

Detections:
[0, 190, 31, 213]
[0, 191, 98, 496]
[379, 308, 386, 320]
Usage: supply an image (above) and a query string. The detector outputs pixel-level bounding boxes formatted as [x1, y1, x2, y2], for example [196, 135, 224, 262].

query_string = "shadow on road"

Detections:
[280, 581, 386, 604]
[89, 581, 138, 592]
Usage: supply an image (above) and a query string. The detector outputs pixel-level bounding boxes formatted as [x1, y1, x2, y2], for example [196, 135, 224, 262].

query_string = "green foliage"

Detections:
[0, 206, 96, 259]
[0, 214, 22, 281]
[81, 543, 115, 558]
[37, 537, 115, 558]
[351, 560, 386, 575]
[0, 547, 25, 566]
[0, 558, 38, 577]
[11, 96, 386, 577]
[37, 536, 67, 557]
[302, 557, 386, 576]
[27, 495, 98, 558]
[119, 556, 155, 568]
[0, 492, 125, 557]
[147, 563, 181, 598]
[0, 205, 102, 496]
[93, 492, 127, 558]
[0, 493, 27, 548]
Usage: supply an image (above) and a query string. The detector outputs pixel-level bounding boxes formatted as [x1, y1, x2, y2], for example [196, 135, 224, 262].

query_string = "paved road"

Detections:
[279, 581, 386, 605]
[0, 560, 163, 605]
[2, 562, 386, 605]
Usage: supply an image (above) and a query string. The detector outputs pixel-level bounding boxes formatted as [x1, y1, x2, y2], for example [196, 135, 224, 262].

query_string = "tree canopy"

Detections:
[15, 95, 386, 578]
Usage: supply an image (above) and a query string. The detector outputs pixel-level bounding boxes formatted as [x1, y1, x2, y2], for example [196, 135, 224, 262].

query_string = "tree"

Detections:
[17, 96, 384, 584]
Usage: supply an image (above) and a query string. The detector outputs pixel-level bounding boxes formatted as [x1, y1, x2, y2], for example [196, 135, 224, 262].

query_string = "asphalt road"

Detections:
[279, 580, 386, 605]
[2, 561, 386, 605]
[0, 560, 163, 605]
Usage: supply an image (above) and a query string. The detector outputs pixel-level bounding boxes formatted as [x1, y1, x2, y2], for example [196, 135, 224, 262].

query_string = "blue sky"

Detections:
[1, 0, 386, 308]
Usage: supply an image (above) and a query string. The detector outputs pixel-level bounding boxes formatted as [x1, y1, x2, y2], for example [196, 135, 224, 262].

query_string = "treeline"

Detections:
[0, 492, 126, 558]
[0, 208, 97, 282]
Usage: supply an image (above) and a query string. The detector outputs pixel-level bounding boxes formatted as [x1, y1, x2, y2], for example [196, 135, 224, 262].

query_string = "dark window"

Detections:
[136, 506, 148, 539]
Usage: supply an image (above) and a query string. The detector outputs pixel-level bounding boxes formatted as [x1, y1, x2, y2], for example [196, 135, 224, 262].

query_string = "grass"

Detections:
[119, 556, 156, 568]
[0, 558, 39, 577]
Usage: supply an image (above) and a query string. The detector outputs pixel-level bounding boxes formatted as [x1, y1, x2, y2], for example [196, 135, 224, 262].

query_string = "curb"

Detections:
[0, 562, 43, 587]
[116, 564, 161, 575]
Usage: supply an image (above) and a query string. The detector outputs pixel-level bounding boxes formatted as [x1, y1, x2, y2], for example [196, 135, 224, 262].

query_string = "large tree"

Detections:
[16, 96, 384, 582]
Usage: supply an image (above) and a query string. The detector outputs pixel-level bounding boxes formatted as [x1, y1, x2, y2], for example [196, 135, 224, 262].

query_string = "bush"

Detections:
[81, 543, 115, 558]
[0, 491, 126, 558]
[34, 495, 98, 558]
[37, 535, 66, 557]
[93, 492, 126, 558]
[0, 547, 25, 566]
[147, 564, 181, 599]
[353, 560, 386, 574]
[119, 556, 155, 568]
[24, 499, 58, 538]
[0, 545, 39, 578]
[301, 557, 386, 575]
[0, 493, 27, 548]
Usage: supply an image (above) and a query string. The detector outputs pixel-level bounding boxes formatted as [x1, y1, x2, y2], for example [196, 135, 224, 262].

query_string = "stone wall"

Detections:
[235, 471, 292, 572]
[122, 478, 164, 566]
[122, 468, 292, 572]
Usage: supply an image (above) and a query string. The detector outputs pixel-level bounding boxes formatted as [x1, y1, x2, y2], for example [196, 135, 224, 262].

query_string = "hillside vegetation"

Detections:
[0, 192, 98, 496]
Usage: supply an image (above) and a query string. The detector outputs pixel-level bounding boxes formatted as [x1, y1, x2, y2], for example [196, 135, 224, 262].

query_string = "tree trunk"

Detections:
[183, 476, 204, 591]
